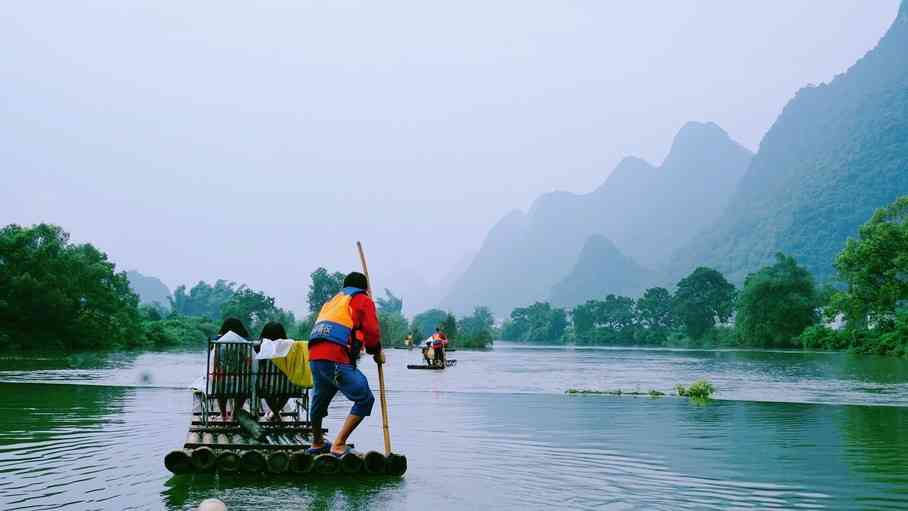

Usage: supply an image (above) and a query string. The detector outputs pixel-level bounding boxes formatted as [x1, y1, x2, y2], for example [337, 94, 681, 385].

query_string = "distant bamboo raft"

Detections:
[164, 412, 406, 477]
[407, 359, 457, 370]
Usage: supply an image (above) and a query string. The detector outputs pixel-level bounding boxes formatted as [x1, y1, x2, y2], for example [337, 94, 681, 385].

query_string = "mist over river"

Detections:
[1, 343, 907, 510]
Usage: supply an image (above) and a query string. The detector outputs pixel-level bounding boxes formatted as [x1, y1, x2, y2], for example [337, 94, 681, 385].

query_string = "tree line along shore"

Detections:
[497, 197, 908, 358]
[0, 225, 493, 352]
[1, 196, 906, 357]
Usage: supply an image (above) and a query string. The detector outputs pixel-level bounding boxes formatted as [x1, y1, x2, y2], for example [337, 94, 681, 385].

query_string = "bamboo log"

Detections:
[186, 432, 201, 446]
[192, 446, 217, 471]
[340, 451, 363, 474]
[240, 450, 266, 473]
[164, 449, 194, 474]
[385, 453, 407, 476]
[266, 451, 290, 474]
[312, 453, 340, 475]
[362, 451, 387, 475]
[289, 452, 314, 474]
[216, 450, 240, 472]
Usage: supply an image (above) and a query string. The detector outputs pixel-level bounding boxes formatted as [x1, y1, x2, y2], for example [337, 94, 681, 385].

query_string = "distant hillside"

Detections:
[550, 235, 650, 307]
[442, 122, 752, 315]
[669, 3, 908, 284]
[126, 270, 171, 308]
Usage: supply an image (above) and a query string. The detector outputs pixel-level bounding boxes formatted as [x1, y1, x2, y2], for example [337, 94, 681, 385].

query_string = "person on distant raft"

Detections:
[431, 327, 448, 367]
[306, 272, 383, 457]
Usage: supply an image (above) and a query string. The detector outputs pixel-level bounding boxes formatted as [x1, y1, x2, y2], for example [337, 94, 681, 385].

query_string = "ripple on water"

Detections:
[1, 347, 908, 510]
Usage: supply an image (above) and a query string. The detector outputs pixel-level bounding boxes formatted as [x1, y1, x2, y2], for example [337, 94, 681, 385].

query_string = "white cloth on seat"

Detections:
[218, 331, 247, 343]
[255, 339, 296, 360]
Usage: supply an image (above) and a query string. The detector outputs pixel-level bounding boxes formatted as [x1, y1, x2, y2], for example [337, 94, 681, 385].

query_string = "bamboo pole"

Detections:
[216, 450, 240, 472]
[215, 433, 239, 472]
[191, 447, 216, 471]
[164, 449, 193, 474]
[240, 450, 266, 473]
[313, 453, 340, 475]
[191, 432, 217, 471]
[289, 451, 315, 474]
[362, 450, 387, 475]
[356, 241, 392, 456]
[266, 451, 290, 474]
[340, 451, 364, 474]
[385, 453, 407, 476]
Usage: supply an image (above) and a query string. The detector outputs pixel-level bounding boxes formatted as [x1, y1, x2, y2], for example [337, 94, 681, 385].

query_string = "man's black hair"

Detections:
[344, 271, 369, 290]
[260, 321, 288, 341]
[219, 317, 250, 338]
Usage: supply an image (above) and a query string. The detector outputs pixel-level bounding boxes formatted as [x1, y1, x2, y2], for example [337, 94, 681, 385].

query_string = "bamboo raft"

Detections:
[407, 359, 457, 370]
[164, 337, 406, 477]
[164, 413, 406, 476]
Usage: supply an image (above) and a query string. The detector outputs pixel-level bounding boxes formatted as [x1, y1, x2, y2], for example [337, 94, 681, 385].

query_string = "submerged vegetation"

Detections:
[676, 380, 715, 400]
[566, 388, 665, 398]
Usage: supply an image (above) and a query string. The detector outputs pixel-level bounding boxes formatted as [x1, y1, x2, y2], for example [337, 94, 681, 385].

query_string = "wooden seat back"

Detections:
[206, 339, 255, 399]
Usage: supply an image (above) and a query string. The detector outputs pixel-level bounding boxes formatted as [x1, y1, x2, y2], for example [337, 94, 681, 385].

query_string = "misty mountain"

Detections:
[549, 235, 650, 308]
[669, 3, 908, 283]
[126, 270, 171, 308]
[442, 121, 752, 315]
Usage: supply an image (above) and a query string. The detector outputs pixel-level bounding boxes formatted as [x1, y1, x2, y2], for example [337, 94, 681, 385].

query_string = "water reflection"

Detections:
[1, 347, 908, 510]
[162, 475, 405, 511]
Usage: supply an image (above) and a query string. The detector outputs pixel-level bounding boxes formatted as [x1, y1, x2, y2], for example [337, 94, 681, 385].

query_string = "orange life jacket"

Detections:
[309, 287, 366, 348]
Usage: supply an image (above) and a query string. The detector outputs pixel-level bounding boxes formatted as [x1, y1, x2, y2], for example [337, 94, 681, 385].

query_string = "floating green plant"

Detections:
[675, 380, 715, 400]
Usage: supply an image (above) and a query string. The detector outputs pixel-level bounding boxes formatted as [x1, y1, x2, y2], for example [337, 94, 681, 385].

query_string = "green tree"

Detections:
[441, 313, 458, 340]
[673, 267, 736, 340]
[456, 306, 496, 349]
[376, 289, 403, 315]
[636, 287, 673, 331]
[411, 308, 448, 339]
[834, 197, 908, 328]
[570, 295, 636, 345]
[220, 288, 296, 335]
[502, 302, 567, 343]
[458, 306, 494, 338]
[378, 310, 408, 347]
[307, 268, 345, 313]
[736, 253, 819, 347]
[0, 224, 143, 351]
[571, 301, 598, 339]
[142, 315, 218, 348]
[170, 279, 239, 319]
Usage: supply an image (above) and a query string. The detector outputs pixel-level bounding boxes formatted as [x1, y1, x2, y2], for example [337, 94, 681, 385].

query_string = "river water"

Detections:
[1, 343, 907, 510]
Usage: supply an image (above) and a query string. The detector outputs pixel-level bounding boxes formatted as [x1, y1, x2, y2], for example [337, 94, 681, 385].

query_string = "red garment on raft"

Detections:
[308, 293, 382, 364]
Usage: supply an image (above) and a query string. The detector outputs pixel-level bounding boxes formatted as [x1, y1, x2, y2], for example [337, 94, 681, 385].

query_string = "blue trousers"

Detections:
[309, 359, 375, 421]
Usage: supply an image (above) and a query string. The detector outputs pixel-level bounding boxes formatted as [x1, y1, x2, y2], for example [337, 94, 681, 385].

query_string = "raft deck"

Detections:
[164, 337, 406, 477]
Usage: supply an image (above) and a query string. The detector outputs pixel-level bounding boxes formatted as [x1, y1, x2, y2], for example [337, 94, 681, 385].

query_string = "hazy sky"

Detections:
[1, 1, 900, 315]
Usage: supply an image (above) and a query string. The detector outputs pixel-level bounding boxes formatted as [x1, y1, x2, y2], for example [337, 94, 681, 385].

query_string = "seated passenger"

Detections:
[259, 321, 291, 422]
[213, 317, 251, 421]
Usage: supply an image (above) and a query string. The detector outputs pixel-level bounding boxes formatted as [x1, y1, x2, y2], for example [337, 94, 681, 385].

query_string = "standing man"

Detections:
[306, 272, 383, 456]
[431, 327, 448, 368]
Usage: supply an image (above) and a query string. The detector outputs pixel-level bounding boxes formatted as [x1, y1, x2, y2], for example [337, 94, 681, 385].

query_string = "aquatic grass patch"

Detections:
[675, 380, 715, 400]
[565, 388, 665, 398]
